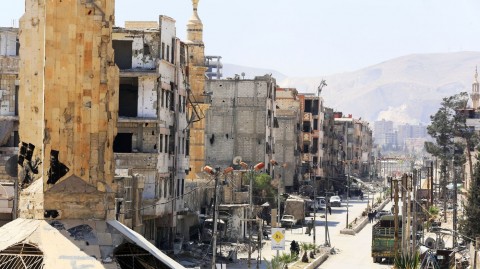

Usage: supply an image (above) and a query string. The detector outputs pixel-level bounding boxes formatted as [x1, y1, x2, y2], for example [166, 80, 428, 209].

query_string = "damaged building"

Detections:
[112, 16, 192, 251]
[0, 0, 185, 268]
[204, 75, 277, 172]
[0, 27, 20, 224]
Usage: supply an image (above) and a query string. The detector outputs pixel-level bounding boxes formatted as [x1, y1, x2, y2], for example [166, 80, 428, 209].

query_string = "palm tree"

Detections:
[300, 242, 310, 262]
[394, 252, 420, 269]
[264, 256, 283, 269]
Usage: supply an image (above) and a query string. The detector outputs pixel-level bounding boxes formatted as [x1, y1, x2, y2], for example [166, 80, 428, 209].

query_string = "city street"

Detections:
[233, 193, 388, 268]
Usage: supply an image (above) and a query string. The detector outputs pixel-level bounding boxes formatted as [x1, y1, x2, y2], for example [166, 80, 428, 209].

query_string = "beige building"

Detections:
[0, 1, 184, 268]
[274, 88, 301, 192]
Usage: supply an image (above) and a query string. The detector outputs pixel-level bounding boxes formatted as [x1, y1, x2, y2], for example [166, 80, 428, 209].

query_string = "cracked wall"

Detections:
[18, 0, 119, 219]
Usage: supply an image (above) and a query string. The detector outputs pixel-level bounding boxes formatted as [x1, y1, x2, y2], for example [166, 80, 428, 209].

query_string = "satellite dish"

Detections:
[233, 156, 242, 165]
[437, 239, 445, 249]
[5, 155, 18, 177]
[425, 237, 435, 249]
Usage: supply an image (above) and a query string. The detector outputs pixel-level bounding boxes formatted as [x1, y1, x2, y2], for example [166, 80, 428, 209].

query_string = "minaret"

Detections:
[472, 67, 480, 109]
[187, 0, 207, 101]
[186, 0, 209, 180]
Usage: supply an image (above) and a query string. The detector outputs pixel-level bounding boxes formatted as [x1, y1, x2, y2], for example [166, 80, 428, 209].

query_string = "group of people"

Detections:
[367, 210, 377, 223]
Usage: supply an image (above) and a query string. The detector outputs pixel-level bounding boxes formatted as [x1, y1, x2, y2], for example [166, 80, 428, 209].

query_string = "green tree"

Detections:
[244, 172, 278, 206]
[425, 92, 469, 221]
[459, 153, 480, 241]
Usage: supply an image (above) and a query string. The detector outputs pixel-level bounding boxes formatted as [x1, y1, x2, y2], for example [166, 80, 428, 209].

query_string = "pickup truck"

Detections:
[280, 215, 296, 228]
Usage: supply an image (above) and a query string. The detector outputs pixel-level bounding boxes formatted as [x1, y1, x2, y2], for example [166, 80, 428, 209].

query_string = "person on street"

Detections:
[290, 240, 300, 256]
[327, 204, 332, 215]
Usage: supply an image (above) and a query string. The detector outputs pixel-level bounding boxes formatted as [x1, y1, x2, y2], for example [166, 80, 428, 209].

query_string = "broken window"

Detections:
[159, 134, 163, 153]
[161, 89, 165, 107]
[112, 40, 133, 70]
[177, 178, 180, 197]
[119, 78, 138, 117]
[143, 43, 150, 55]
[180, 43, 186, 65]
[161, 42, 165, 60]
[163, 178, 167, 198]
[164, 135, 168, 154]
[171, 38, 175, 64]
[168, 126, 175, 154]
[14, 85, 19, 116]
[47, 150, 69, 185]
[166, 45, 170, 62]
[114, 133, 133, 153]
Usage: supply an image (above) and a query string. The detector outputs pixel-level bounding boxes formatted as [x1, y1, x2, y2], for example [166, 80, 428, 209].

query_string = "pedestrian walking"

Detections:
[327, 204, 332, 215]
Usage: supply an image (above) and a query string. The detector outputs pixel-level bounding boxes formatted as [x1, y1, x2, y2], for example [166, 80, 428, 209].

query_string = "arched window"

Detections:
[0, 243, 44, 269]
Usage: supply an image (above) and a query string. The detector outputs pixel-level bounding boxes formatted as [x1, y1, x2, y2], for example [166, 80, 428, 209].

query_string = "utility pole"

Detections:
[406, 174, 412, 254]
[412, 169, 418, 254]
[325, 177, 330, 246]
[240, 161, 264, 269]
[313, 165, 316, 247]
[393, 178, 400, 257]
[248, 169, 253, 269]
[401, 174, 407, 251]
[346, 163, 350, 229]
[211, 169, 220, 269]
[453, 155, 458, 248]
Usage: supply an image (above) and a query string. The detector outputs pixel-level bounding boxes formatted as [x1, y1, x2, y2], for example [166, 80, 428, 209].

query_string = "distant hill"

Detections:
[222, 63, 287, 82]
[224, 52, 480, 124]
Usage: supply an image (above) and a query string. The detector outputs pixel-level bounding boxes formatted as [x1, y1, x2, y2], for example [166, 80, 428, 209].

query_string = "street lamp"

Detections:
[203, 165, 234, 269]
[239, 161, 265, 269]
[346, 163, 351, 229]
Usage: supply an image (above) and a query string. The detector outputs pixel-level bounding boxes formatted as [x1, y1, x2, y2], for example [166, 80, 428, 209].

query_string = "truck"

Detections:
[283, 196, 310, 225]
[371, 215, 402, 263]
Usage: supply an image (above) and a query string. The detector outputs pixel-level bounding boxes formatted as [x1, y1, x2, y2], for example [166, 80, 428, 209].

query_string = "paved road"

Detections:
[232, 194, 386, 268]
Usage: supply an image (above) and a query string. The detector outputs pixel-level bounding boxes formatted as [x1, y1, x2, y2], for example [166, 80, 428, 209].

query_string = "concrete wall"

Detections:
[205, 77, 275, 168]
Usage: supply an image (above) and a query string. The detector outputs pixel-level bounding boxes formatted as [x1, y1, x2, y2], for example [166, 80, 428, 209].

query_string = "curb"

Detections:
[339, 198, 390, 236]
[290, 248, 331, 269]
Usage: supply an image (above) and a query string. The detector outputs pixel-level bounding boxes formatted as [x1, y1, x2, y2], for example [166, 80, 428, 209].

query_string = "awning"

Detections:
[107, 220, 186, 268]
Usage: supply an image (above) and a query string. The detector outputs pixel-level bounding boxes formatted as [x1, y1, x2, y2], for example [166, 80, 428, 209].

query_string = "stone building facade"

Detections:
[274, 88, 301, 192]
[112, 17, 191, 250]
[204, 75, 277, 171]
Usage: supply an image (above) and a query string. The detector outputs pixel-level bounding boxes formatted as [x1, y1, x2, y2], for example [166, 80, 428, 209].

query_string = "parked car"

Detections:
[375, 210, 391, 220]
[310, 197, 327, 210]
[280, 215, 296, 228]
[329, 196, 342, 207]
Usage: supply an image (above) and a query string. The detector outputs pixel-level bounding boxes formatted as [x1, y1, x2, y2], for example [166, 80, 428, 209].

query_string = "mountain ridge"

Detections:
[225, 51, 480, 124]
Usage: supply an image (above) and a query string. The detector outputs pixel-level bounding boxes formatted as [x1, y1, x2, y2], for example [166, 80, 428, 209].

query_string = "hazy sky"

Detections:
[2, 0, 480, 77]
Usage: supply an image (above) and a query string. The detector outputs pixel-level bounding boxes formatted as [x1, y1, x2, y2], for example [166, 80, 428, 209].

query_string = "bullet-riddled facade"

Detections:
[112, 17, 191, 248]
[274, 88, 301, 192]
[204, 75, 277, 170]
[18, 0, 119, 220]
